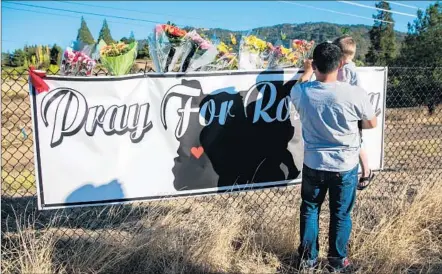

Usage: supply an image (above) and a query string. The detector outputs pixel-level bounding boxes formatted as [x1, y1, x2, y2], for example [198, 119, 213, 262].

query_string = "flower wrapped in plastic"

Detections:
[91, 39, 107, 61]
[148, 23, 187, 72]
[200, 41, 238, 71]
[72, 40, 95, 57]
[100, 41, 137, 76]
[61, 47, 96, 76]
[179, 30, 218, 72]
[238, 35, 272, 70]
[267, 44, 301, 69]
[291, 39, 315, 63]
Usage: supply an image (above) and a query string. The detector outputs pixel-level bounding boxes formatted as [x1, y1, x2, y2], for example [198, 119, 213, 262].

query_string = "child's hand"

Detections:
[299, 59, 314, 83]
[303, 59, 313, 73]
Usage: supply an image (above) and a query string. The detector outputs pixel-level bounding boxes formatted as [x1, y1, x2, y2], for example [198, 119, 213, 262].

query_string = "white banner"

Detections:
[30, 68, 386, 209]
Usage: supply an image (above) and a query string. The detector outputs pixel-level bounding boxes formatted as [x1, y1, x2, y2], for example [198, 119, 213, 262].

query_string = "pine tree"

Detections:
[365, 1, 397, 66]
[129, 31, 135, 41]
[50, 44, 63, 65]
[1, 52, 11, 66]
[76, 17, 95, 44]
[12, 49, 26, 67]
[137, 42, 150, 59]
[98, 19, 114, 44]
[398, 2, 442, 66]
[394, 2, 442, 114]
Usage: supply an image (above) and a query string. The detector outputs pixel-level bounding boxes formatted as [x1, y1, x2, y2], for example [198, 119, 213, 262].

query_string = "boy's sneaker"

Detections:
[326, 257, 354, 273]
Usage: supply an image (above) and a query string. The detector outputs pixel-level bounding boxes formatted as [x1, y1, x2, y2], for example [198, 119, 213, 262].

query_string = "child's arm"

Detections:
[298, 59, 314, 83]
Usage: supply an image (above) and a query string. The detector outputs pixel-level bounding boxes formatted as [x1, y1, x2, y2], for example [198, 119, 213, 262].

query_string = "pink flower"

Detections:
[155, 25, 163, 35]
[200, 41, 212, 50]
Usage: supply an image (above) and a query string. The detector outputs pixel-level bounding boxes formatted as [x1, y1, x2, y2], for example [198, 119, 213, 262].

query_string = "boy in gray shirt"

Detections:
[291, 42, 377, 272]
[333, 36, 374, 190]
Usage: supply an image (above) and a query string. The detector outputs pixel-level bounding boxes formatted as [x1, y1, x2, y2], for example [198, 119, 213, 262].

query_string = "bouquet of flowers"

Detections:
[148, 23, 188, 72]
[61, 47, 96, 76]
[238, 35, 272, 70]
[179, 30, 218, 72]
[200, 41, 238, 71]
[91, 39, 107, 61]
[72, 40, 95, 57]
[100, 41, 137, 76]
[291, 39, 315, 62]
[267, 44, 301, 69]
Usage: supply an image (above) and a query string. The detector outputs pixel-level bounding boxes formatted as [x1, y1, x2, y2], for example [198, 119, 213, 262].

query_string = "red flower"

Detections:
[163, 24, 187, 37]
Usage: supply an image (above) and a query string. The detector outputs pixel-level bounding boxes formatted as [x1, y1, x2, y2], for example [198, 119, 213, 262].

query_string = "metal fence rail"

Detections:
[1, 67, 441, 245]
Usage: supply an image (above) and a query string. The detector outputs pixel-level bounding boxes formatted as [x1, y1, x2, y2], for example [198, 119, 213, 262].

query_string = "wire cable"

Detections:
[2, 5, 151, 28]
[5, 2, 165, 25]
[61, 1, 226, 23]
[337, 1, 417, 18]
[278, 1, 394, 24]
[384, 1, 420, 10]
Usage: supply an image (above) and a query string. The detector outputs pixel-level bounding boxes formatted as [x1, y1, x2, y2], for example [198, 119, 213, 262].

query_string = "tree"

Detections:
[397, 2, 442, 67]
[23, 57, 29, 68]
[76, 17, 95, 44]
[2, 52, 12, 66]
[50, 44, 63, 65]
[121, 31, 136, 44]
[365, 1, 397, 66]
[98, 19, 114, 44]
[137, 42, 150, 59]
[129, 31, 135, 41]
[393, 2, 442, 114]
[11, 49, 26, 67]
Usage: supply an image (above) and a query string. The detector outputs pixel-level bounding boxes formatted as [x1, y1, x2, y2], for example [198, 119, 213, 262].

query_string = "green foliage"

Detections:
[50, 44, 63, 65]
[1, 52, 11, 66]
[11, 49, 26, 67]
[194, 23, 406, 61]
[355, 59, 365, 66]
[390, 2, 442, 112]
[77, 16, 95, 45]
[121, 32, 136, 44]
[48, 64, 60, 74]
[341, 27, 350, 35]
[396, 2, 442, 67]
[137, 41, 150, 59]
[98, 19, 115, 45]
[366, 1, 397, 66]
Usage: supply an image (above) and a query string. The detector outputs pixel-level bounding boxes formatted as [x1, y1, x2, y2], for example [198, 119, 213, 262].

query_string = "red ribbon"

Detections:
[28, 66, 49, 94]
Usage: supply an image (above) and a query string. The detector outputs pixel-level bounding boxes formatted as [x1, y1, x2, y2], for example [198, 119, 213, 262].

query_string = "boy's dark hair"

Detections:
[333, 35, 356, 58]
[312, 42, 343, 74]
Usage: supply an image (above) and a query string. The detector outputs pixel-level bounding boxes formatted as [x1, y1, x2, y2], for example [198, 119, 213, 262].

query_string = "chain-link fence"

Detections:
[1, 67, 441, 257]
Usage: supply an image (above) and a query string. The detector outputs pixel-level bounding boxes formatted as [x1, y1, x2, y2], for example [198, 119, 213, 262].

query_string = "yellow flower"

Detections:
[230, 33, 237, 45]
[217, 42, 232, 55]
[244, 35, 268, 53]
[280, 46, 291, 55]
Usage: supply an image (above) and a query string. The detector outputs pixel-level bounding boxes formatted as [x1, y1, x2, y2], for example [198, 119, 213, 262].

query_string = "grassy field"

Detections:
[1, 74, 442, 273]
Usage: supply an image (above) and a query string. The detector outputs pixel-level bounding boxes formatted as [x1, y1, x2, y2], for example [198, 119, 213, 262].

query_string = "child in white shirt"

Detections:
[333, 36, 374, 190]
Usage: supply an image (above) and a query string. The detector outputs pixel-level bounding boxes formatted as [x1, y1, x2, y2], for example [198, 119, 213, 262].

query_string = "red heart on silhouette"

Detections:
[190, 146, 204, 159]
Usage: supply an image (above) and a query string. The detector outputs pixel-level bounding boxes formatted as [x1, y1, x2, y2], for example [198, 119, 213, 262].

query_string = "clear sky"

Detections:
[1, 1, 435, 52]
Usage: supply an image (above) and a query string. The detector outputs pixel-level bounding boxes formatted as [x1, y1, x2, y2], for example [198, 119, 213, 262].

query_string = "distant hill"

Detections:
[184, 22, 407, 62]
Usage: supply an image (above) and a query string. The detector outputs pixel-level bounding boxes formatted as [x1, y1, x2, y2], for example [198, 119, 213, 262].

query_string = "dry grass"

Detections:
[1, 175, 442, 274]
[2, 72, 442, 273]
